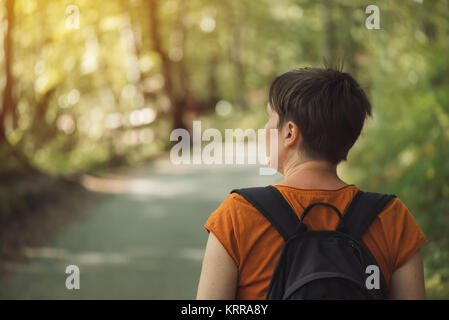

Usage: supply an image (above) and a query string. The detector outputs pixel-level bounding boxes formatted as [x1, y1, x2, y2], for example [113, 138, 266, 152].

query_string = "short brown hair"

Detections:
[268, 67, 372, 165]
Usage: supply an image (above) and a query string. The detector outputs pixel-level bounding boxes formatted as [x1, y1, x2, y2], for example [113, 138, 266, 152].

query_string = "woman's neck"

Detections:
[278, 158, 349, 190]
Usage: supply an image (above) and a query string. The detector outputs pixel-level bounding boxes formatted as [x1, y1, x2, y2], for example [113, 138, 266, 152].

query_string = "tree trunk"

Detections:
[231, 21, 247, 110]
[0, 0, 16, 137]
[0, 0, 37, 172]
[148, 0, 187, 131]
[323, 0, 337, 67]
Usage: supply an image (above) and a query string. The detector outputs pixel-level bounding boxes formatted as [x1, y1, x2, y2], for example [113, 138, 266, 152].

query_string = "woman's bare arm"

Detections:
[388, 249, 426, 299]
[196, 232, 238, 299]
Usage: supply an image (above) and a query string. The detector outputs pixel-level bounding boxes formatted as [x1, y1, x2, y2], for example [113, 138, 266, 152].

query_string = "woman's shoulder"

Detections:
[217, 191, 268, 220]
[203, 189, 273, 267]
[204, 189, 273, 233]
[373, 195, 427, 270]
[376, 195, 417, 220]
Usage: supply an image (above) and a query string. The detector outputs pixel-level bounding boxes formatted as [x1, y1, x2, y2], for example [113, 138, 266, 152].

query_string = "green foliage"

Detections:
[0, 0, 448, 298]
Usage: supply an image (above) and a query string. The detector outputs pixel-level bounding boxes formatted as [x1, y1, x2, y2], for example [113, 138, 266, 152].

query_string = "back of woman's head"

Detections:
[268, 67, 372, 165]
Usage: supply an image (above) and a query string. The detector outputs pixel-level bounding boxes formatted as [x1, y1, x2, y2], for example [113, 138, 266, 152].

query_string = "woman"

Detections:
[196, 68, 426, 300]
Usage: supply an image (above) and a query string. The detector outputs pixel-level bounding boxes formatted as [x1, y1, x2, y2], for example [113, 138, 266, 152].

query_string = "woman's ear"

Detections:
[283, 121, 300, 148]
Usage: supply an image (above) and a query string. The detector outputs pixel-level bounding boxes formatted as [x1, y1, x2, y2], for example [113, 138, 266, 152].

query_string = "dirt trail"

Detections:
[0, 158, 279, 299]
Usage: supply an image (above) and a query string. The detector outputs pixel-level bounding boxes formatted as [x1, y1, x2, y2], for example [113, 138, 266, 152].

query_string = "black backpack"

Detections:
[230, 185, 396, 300]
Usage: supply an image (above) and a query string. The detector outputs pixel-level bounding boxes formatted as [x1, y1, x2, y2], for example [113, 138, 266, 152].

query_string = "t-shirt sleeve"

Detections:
[379, 197, 427, 271]
[204, 194, 240, 267]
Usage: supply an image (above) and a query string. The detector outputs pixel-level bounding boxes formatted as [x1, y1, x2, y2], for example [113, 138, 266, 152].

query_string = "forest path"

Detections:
[0, 157, 280, 299]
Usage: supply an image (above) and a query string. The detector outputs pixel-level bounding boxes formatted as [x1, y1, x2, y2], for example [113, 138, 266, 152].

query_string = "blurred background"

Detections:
[0, 0, 448, 299]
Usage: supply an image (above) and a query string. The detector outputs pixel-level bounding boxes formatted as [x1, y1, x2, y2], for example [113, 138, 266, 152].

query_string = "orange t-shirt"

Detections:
[204, 184, 427, 300]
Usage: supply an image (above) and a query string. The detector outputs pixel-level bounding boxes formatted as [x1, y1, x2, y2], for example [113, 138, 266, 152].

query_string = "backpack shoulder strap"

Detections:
[230, 185, 301, 241]
[336, 190, 397, 240]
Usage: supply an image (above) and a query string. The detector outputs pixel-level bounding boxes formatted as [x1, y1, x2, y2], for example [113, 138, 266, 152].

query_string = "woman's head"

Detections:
[264, 67, 372, 174]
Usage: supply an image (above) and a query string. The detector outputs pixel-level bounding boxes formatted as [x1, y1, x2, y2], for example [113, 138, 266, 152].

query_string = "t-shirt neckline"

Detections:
[272, 183, 357, 193]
